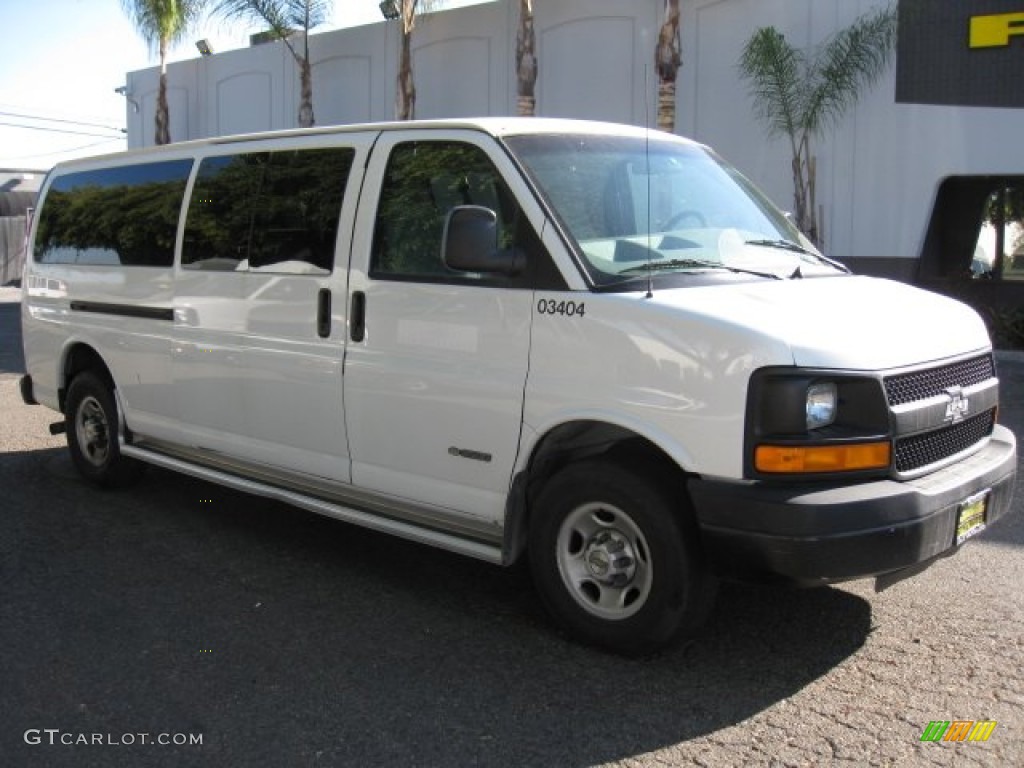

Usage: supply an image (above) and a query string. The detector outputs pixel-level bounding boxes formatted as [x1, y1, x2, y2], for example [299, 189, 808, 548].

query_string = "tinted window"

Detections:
[34, 160, 192, 267]
[372, 142, 534, 283]
[183, 148, 354, 274]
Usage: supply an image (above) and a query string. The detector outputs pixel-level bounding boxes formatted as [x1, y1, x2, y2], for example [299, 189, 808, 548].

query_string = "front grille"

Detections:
[893, 409, 996, 473]
[884, 355, 994, 407]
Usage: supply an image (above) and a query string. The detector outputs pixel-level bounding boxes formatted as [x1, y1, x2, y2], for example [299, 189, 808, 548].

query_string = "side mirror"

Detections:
[442, 205, 524, 276]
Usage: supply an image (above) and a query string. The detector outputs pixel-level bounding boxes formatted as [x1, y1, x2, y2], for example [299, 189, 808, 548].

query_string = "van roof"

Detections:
[49, 117, 696, 171]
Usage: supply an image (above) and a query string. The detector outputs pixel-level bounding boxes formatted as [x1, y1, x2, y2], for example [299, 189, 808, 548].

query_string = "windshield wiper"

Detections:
[620, 257, 782, 280]
[744, 238, 851, 273]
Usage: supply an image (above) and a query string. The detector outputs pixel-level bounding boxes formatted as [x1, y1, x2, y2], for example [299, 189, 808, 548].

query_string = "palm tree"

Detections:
[211, 0, 330, 128]
[654, 0, 681, 133]
[396, 0, 417, 120]
[394, 0, 439, 120]
[738, 5, 897, 246]
[120, 0, 206, 145]
[516, 0, 537, 116]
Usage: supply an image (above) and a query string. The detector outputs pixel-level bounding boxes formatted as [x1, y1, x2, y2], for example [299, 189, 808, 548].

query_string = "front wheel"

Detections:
[65, 371, 144, 488]
[528, 461, 715, 655]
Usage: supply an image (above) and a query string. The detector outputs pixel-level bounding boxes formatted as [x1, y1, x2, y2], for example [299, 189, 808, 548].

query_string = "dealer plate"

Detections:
[955, 490, 990, 546]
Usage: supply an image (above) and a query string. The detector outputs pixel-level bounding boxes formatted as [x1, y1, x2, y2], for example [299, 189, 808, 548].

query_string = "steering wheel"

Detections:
[661, 209, 706, 230]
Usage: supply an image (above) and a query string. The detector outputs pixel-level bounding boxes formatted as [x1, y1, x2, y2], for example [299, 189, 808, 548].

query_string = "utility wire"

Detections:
[0, 121, 125, 139]
[2, 137, 125, 162]
[0, 110, 125, 134]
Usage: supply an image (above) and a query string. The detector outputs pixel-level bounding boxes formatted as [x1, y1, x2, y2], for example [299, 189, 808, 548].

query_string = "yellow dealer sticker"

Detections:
[955, 490, 989, 546]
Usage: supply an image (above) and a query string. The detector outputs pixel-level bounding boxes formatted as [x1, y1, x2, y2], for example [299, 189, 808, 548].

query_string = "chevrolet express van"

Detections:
[20, 119, 1017, 654]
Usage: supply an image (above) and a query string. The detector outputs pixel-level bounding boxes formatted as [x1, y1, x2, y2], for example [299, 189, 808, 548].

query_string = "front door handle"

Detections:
[350, 291, 366, 342]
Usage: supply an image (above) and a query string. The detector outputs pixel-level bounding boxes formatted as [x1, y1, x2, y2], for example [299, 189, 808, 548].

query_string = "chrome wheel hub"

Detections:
[556, 502, 653, 621]
[583, 530, 636, 586]
[75, 396, 110, 467]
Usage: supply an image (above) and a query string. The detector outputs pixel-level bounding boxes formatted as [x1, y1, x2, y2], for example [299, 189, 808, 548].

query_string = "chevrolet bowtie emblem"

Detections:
[944, 386, 970, 424]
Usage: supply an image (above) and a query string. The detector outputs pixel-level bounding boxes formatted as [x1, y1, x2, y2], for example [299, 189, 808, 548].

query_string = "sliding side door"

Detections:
[172, 136, 371, 482]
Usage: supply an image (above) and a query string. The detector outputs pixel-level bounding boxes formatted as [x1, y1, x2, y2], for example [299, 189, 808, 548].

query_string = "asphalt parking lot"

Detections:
[1, 285, 1022, 767]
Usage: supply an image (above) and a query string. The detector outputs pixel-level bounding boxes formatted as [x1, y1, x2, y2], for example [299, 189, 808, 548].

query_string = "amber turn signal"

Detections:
[755, 441, 891, 473]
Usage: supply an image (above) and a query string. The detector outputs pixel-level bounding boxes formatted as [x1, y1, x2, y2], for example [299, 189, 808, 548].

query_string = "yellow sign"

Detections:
[969, 12, 1024, 48]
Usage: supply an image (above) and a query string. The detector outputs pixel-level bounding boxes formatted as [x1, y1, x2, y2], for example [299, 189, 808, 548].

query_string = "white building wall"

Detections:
[124, 0, 1024, 273]
[536, 0, 657, 125]
[412, 1, 508, 119]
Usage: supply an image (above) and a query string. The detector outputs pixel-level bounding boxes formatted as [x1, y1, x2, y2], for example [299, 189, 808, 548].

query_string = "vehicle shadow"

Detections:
[985, 356, 1024, 549]
[0, 449, 873, 768]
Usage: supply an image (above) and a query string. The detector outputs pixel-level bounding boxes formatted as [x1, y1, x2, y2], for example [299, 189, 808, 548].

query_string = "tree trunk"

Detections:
[298, 53, 315, 128]
[156, 40, 171, 145]
[992, 188, 1007, 277]
[278, 29, 315, 128]
[791, 153, 809, 239]
[807, 153, 819, 246]
[657, 81, 676, 133]
[397, 27, 415, 120]
[655, 0, 681, 133]
[397, 0, 417, 120]
[516, 0, 537, 116]
[791, 146, 820, 247]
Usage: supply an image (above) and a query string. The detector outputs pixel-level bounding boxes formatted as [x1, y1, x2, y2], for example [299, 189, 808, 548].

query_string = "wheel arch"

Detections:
[58, 341, 114, 413]
[503, 418, 697, 566]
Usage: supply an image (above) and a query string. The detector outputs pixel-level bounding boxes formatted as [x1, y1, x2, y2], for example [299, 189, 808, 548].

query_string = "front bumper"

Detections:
[689, 425, 1017, 586]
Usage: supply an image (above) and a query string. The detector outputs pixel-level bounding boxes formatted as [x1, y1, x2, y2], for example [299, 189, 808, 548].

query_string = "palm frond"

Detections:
[738, 27, 804, 142]
[803, 5, 897, 136]
[412, 0, 444, 13]
[400, 0, 442, 32]
[283, 0, 330, 30]
[210, 0, 329, 37]
[121, 0, 206, 55]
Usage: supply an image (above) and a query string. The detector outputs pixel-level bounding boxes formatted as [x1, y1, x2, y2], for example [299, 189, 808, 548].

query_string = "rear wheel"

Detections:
[528, 460, 715, 655]
[65, 371, 144, 488]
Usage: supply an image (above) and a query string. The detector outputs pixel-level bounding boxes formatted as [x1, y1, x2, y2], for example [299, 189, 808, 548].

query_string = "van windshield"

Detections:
[504, 133, 844, 287]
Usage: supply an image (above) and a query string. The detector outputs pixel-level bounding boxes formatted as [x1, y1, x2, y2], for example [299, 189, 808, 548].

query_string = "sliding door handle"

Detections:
[350, 291, 366, 342]
[316, 288, 331, 338]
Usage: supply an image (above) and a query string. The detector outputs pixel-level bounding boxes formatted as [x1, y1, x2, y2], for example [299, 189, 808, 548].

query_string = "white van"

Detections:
[20, 119, 1017, 654]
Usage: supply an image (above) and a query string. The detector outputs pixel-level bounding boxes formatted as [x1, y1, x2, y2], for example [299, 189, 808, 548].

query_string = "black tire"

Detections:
[528, 460, 716, 655]
[65, 371, 144, 488]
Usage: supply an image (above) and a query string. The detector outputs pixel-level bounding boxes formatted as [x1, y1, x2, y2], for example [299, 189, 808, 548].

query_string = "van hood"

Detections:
[653, 275, 991, 370]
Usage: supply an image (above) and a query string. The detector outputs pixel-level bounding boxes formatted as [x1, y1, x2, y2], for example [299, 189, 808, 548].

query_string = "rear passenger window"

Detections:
[183, 148, 354, 274]
[34, 160, 192, 267]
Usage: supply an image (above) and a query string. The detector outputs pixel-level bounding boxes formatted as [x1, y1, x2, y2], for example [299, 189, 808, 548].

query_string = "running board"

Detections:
[119, 443, 504, 565]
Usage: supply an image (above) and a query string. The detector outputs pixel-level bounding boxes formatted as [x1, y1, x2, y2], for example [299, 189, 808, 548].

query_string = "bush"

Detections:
[983, 306, 1024, 350]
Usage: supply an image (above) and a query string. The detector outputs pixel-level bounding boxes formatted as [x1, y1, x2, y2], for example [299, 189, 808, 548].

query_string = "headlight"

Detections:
[746, 369, 891, 478]
[806, 382, 837, 430]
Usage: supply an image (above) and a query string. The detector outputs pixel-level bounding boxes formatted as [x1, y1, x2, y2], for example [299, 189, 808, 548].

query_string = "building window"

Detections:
[973, 186, 1024, 281]
[919, 176, 1024, 283]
